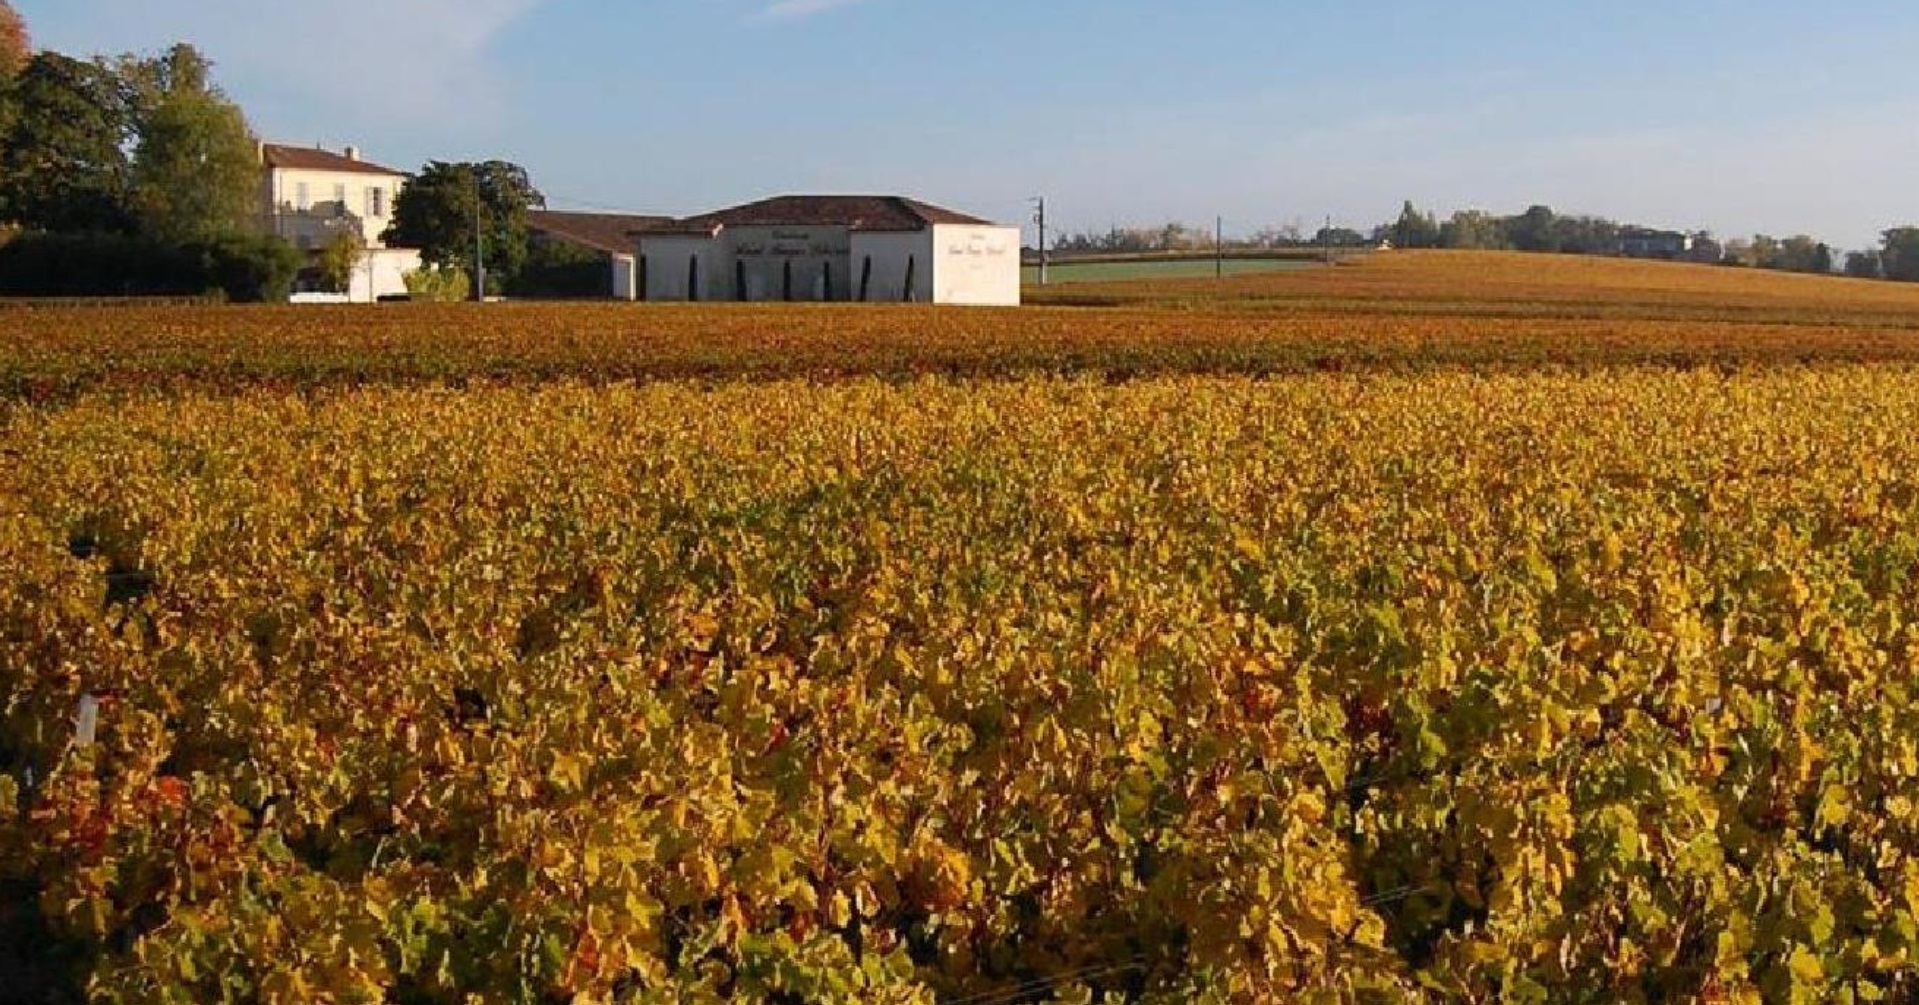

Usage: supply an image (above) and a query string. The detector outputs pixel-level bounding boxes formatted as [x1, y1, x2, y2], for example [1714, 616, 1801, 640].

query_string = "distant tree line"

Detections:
[0, 3, 297, 300]
[1051, 220, 1374, 254]
[1051, 201, 1919, 285]
[1842, 230, 1919, 282]
[1385, 201, 1846, 277]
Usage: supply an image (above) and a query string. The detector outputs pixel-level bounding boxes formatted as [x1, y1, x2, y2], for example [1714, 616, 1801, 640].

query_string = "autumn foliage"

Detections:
[4, 255, 1919, 1001]
[0, 1, 26, 79]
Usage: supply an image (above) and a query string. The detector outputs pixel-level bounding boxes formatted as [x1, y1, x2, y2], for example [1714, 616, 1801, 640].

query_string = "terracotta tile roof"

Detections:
[527, 209, 673, 254]
[261, 143, 405, 177]
[652, 195, 996, 235]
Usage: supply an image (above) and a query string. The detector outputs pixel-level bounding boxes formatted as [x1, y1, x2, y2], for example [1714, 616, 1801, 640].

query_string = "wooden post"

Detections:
[903, 256, 916, 303]
[688, 255, 699, 302]
[859, 256, 873, 302]
[75, 694, 99, 747]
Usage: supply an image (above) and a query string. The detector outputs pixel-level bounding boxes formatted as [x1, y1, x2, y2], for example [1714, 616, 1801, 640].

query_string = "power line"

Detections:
[540, 192, 671, 217]
[938, 957, 1149, 1005]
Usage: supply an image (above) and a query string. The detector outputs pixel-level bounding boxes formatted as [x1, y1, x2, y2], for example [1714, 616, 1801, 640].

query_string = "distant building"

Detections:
[526, 209, 671, 300]
[1619, 227, 1720, 263]
[1618, 228, 1693, 259]
[258, 143, 419, 302]
[636, 195, 1021, 306]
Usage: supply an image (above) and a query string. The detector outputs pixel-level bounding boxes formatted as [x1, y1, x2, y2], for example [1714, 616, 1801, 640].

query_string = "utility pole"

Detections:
[1323, 214, 1333, 266]
[1031, 196, 1048, 286]
[473, 172, 487, 302]
[1216, 215, 1224, 279]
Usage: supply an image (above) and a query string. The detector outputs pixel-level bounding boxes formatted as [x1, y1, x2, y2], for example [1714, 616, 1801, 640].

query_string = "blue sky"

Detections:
[19, 0, 1919, 249]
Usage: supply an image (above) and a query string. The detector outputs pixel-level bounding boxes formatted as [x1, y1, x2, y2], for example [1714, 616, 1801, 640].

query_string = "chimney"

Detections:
[344, 145, 361, 162]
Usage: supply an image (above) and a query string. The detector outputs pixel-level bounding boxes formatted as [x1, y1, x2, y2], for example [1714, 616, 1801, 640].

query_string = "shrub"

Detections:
[511, 240, 608, 299]
[402, 265, 471, 303]
[0, 230, 298, 302]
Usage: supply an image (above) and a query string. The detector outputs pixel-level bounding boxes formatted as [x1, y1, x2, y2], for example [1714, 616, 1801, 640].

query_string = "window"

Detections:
[366, 186, 386, 219]
[333, 183, 347, 208]
[295, 182, 310, 210]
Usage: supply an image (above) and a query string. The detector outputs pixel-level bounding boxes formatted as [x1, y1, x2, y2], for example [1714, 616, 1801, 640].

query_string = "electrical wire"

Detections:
[937, 956, 1150, 1005]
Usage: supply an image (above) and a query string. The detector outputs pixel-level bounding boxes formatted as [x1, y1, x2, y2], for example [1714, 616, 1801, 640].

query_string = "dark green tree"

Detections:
[1773, 235, 1832, 274]
[120, 44, 259, 242]
[1550, 215, 1620, 256]
[0, 51, 134, 232]
[383, 160, 544, 296]
[1389, 200, 1440, 249]
[1440, 209, 1508, 250]
[1844, 250, 1883, 280]
[1882, 228, 1919, 283]
[513, 238, 609, 298]
[1508, 205, 1559, 253]
[1313, 225, 1367, 248]
[1743, 234, 1782, 269]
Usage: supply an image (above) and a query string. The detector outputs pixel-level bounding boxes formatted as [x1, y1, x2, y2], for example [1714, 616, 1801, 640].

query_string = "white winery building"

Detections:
[635, 195, 1020, 306]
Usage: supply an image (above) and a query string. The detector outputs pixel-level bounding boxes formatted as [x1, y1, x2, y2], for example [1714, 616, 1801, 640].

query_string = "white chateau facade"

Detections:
[258, 143, 420, 302]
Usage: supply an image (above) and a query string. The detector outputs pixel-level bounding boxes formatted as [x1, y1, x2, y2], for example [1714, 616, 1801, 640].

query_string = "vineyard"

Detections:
[3, 252, 1919, 401]
[3, 253, 1919, 1002]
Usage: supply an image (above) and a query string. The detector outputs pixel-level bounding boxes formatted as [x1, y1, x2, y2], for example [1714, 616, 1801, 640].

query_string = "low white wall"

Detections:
[612, 254, 637, 301]
[350, 248, 421, 303]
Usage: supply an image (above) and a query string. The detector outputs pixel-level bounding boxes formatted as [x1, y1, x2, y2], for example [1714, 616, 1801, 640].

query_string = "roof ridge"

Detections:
[647, 194, 998, 235]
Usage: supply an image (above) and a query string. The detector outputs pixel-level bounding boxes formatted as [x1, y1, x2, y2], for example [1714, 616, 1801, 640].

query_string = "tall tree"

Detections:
[1390, 200, 1440, 249]
[1882, 228, 1919, 283]
[0, 51, 134, 232]
[1508, 205, 1559, 253]
[1550, 215, 1620, 256]
[1774, 235, 1832, 274]
[1742, 234, 1783, 269]
[1844, 250, 1883, 280]
[1441, 209, 1508, 250]
[121, 44, 258, 242]
[384, 160, 544, 295]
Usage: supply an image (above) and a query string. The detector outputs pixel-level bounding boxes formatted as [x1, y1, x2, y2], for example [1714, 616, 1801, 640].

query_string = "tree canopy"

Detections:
[1882, 228, 1919, 283]
[1390, 201, 1440, 249]
[384, 160, 544, 296]
[123, 44, 259, 243]
[0, 43, 258, 243]
[0, 51, 135, 233]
